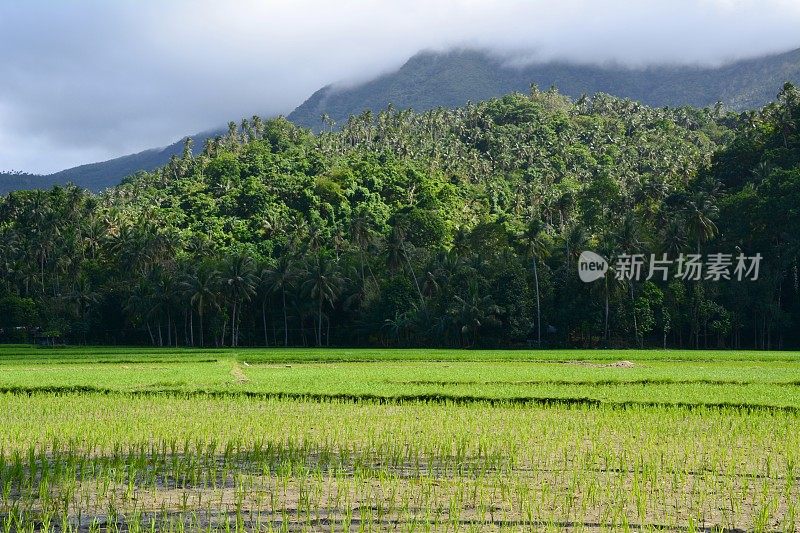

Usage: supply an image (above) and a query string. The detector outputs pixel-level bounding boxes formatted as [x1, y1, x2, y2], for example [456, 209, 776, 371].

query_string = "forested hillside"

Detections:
[3, 47, 799, 195]
[1, 84, 798, 349]
[0, 133, 215, 195]
[0, 172, 41, 192]
[289, 48, 800, 129]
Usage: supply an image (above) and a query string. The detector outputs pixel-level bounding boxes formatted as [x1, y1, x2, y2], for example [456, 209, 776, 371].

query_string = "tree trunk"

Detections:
[282, 289, 289, 347]
[360, 250, 366, 286]
[401, 241, 423, 301]
[199, 310, 204, 348]
[629, 284, 639, 348]
[268, 299, 269, 346]
[533, 258, 541, 346]
[317, 297, 323, 347]
[231, 302, 237, 347]
[604, 282, 610, 345]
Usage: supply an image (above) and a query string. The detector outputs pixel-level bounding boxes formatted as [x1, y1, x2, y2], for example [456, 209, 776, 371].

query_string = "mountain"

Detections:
[0, 172, 41, 191]
[288, 47, 800, 129]
[0, 130, 220, 195]
[3, 46, 799, 194]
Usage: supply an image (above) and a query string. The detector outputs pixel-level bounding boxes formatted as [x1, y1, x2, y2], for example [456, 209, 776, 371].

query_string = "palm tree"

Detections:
[124, 279, 157, 346]
[521, 220, 550, 346]
[450, 281, 503, 348]
[256, 260, 274, 347]
[685, 193, 718, 253]
[775, 82, 798, 148]
[221, 255, 257, 347]
[302, 253, 345, 346]
[81, 214, 106, 260]
[386, 224, 423, 300]
[321, 113, 336, 133]
[382, 310, 413, 346]
[0, 228, 20, 294]
[183, 265, 220, 348]
[264, 254, 297, 346]
[615, 214, 645, 347]
[251, 115, 265, 139]
[155, 268, 181, 347]
[64, 278, 98, 342]
[595, 233, 619, 344]
[350, 215, 377, 286]
[224, 121, 239, 150]
[660, 218, 688, 257]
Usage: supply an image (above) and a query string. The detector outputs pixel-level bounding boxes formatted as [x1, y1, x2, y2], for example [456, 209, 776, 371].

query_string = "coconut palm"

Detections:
[520, 220, 550, 346]
[349, 215, 377, 285]
[660, 218, 688, 257]
[183, 265, 220, 348]
[685, 193, 718, 253]
[386, 224, 423, 300]
[450, 281, 503, 348]
[302, 253, 345, 347]
[264, 254, 298, 346]
[221, 255, 257, 347]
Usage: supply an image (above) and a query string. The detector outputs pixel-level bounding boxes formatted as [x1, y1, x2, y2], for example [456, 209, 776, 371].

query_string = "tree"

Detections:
[685, 192, 718, 253]
[450, 281, 503, 348]
[3, 89, 796, 349]
[264, 254, 298, 346]
[615, 214, 645, 347]
[221, 254, 257, 347]
[302, 253, 344, 346]
[183, 265, 220, 348]
[349, 215, 377, 286]
[386, 224, 423, 301]
[519, 221, 550, 346]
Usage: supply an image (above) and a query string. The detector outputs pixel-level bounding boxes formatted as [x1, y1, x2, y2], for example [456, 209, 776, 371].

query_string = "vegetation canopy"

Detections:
[1, 84, 799, 349]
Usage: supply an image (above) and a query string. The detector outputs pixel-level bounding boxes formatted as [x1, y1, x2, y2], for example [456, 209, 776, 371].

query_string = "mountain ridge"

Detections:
[288, 47, 800, 129]
[3, 46, 799, 194]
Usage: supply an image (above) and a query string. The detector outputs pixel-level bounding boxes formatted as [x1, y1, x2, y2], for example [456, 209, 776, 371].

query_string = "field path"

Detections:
[229, 360, 250, 384]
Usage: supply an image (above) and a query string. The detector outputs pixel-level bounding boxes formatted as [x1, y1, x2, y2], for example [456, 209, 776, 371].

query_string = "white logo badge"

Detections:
[578, 251, 608, 283]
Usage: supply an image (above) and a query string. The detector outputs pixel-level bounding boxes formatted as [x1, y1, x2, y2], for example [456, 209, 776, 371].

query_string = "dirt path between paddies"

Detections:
[565, 360, 635, 368]
[229, 361, 250, 384]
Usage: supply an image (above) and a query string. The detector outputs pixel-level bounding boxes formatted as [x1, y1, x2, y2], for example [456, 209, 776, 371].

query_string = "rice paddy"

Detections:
[0, 346, 798, 531]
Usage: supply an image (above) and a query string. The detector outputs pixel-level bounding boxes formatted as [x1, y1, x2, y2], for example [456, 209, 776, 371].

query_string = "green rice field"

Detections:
[0, 346, 799, 531]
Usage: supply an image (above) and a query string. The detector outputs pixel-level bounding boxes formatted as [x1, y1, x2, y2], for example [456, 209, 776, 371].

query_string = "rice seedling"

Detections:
[0, 346, 798, 530]
[0, 391, 796, 531]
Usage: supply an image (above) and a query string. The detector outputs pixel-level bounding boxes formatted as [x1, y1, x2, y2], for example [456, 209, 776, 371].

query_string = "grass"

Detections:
[1, 346, 799, 408]
[0, 345, 798, 531]
[3, 345, 800, 363]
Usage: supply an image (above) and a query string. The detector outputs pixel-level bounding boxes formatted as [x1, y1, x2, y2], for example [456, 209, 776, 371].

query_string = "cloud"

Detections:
[1, 0, 799, 174]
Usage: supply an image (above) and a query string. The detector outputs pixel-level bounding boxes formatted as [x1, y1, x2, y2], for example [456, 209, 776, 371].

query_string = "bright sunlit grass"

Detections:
[0, 346, 798, 530]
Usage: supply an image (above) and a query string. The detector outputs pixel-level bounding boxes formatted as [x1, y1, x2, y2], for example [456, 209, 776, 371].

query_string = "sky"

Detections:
[2, 0, 800, 175]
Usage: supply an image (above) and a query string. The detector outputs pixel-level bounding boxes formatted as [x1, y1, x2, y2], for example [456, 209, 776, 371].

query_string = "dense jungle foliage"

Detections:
[1, 84, 798, 348]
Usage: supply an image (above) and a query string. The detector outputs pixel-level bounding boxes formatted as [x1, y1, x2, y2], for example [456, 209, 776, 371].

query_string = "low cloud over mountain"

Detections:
[2, 0, 800, 174]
